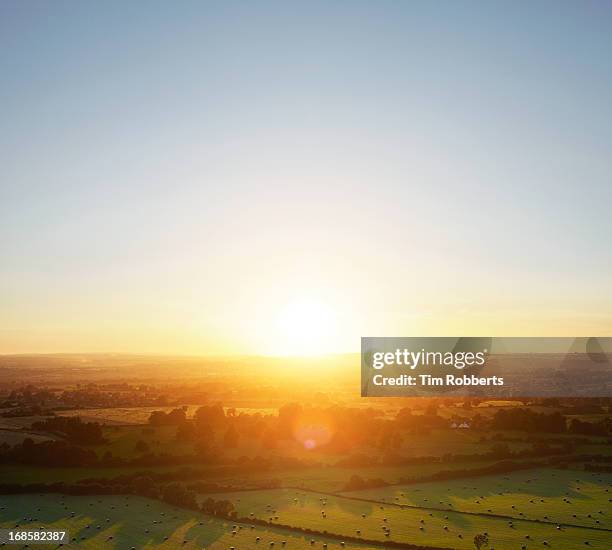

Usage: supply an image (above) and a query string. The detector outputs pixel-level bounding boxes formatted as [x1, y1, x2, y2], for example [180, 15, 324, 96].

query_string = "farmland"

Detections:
[0, 428, 56, 446]
[0, 359, 610, 549]
[204, 485, 611, 549]
[0, 494, 383, 549]
[90, 422, 579, 467]
[212, 460, 511, 493]
[344, 468, 612, 529]
[56, 407, 277, 426]
[85, 420, 534, 461]
[0, 458, 510, 490]
[0, 464, 197, 485]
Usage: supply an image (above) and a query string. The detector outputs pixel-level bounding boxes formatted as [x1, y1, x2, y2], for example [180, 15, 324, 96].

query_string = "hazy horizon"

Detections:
[2, 1, 612, 355]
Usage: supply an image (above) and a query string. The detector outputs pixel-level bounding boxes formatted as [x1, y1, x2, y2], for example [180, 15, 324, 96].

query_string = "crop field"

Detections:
[56, 407, 198, 425]
[204, 486, 611, 549]
[344, 468, 612, 530]
[0, 494, 382, 549]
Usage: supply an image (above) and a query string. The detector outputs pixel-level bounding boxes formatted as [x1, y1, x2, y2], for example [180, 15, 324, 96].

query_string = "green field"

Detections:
[95, 424, 336, 462]
[0, 464, 202, 485]
[92, 423, 546, 464]
[95, 425, 195, 458]
[0, 494, 383, 549]
[389, 430, 532, 456]
[214, 460, 512, 492]
[94, 425, 509, 463]
[344, 468, 612, 530]
[0, 457, 514, 493]
[0, 429, 56, 446]
[204, 486, 611, 549]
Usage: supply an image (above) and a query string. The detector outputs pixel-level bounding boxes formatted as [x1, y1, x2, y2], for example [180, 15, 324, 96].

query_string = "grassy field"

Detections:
[0, 464, 199, 485]
[0, 458, 507, 492]
[92, 423, 539, 466]
[344, 468, 612, 530]
[214, 460, 510, 492]
[94, 425, 195, 458]
[575, 443, 612, 456]
[0, 416, 48, 429]
[95, 424, 334, 462]
[0, 494, 384, 549]
[0, 428, 56, 446]
[93, 424, 516, 462]
[204, 486, 611, 549]
[379, 430, 531, 457]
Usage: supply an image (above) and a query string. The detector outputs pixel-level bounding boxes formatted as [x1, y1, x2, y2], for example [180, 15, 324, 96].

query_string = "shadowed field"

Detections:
[205, 485, 611, 549]
[344, 468, 612, 529]
[0, 494, 384, 549]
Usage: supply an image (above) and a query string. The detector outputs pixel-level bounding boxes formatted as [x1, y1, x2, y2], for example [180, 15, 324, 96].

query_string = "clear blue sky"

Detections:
[1, 1, 611, 354]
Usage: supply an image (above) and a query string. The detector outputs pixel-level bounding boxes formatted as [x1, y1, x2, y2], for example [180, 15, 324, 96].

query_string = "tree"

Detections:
[134, 439, 150, 453]
[223, 424, 239, 448]
[260, 427, 278, 449]
[31, 417, 104, 444]
[344, 475, 365, 491]
[194, 404, 225, 428]
[489, 442, 511, 459]
[176, 422, 195, 441]
[278, 403, 302, 437]
[148, 411, 167, 426]
[201, 497, 235, 518]
[395, 407, 414, 428]
[166, 407, 187, 425]
[132, 476, 158, 498]
[474, 533, 489, 549]
[148, 408, 187, 426]
[161, 483, 197, 509]
[492, 408, 566, 433]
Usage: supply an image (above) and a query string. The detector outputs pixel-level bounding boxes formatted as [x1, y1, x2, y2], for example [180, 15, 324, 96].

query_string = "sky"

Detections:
[1, 1, 611, 355]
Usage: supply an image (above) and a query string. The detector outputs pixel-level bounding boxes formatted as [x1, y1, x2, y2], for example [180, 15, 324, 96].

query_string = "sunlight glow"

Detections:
[273, 297, 337, 356]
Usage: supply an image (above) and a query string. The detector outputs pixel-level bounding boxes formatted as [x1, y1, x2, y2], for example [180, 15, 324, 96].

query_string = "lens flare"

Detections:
[292, 411, 335, 451]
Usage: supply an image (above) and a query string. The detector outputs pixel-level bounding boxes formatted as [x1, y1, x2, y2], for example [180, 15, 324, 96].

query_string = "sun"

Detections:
[273, 297, 337, 356]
